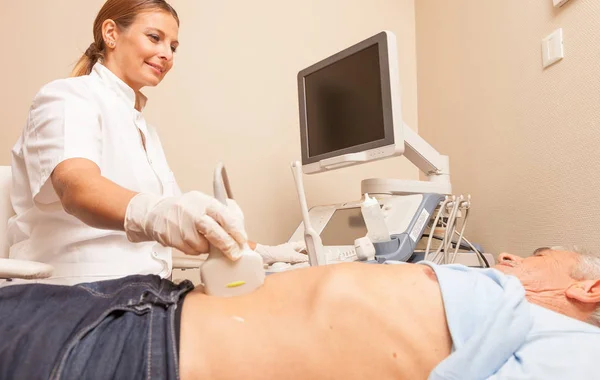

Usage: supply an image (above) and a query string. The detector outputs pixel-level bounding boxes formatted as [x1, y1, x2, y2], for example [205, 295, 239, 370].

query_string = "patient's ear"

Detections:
[566, 279, 600, 304]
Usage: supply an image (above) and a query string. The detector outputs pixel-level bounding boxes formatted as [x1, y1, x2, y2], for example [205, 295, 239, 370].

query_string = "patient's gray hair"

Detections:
[552, 245, 600, 326]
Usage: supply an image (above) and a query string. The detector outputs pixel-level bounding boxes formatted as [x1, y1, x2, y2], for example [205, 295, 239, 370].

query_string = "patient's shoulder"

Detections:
[529, 303, 600, 335]
[493, 304, 600, 379]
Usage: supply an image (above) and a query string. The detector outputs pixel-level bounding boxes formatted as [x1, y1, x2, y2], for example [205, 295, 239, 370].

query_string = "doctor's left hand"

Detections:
[253, 241, 309, 265]
[223, 201, 309, 265]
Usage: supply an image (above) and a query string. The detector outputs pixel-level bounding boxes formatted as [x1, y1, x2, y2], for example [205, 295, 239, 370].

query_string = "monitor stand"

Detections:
[361, 154, 451, 195]
[361, 177, 451, 196]
[361, 125, 452, 196]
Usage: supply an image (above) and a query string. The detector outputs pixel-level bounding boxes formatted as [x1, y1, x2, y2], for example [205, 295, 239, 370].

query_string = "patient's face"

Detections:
[494, 248, 579, 291]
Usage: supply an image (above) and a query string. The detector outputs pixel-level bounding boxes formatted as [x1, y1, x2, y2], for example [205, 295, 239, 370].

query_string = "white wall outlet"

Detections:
[541, 28, 564, 68]
[553, 0, 571, 7]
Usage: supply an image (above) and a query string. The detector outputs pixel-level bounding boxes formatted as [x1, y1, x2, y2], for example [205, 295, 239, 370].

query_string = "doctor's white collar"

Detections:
[90, 62, 148, 111]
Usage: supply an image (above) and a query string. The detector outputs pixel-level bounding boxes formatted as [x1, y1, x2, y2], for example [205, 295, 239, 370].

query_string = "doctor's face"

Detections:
[108, 10, 179, 91]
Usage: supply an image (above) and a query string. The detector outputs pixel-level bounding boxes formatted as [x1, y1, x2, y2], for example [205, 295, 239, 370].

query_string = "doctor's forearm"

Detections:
[65, 176, 137, 231]
[51, 160, 137, 231]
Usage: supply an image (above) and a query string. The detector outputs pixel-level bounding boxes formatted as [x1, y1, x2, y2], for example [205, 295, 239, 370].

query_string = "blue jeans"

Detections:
[0, 275, 194, 380]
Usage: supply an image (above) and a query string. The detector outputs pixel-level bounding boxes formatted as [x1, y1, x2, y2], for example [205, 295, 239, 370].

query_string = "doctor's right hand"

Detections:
[124, 191, 248, 260]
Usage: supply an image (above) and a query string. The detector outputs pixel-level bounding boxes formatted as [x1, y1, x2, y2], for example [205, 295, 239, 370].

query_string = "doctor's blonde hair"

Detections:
[71, 0, 179, 77]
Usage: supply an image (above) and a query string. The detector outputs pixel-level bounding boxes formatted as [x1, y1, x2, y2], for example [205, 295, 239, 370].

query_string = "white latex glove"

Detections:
[124, 192, 248, 260]
[254, 241, 309, 265]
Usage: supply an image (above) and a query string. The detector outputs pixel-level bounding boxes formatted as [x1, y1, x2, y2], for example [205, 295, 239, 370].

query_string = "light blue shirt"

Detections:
[420, 262, 600, 379]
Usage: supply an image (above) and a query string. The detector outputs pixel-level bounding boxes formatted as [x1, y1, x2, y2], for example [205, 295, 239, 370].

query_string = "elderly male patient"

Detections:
[1, 247, 599, 379]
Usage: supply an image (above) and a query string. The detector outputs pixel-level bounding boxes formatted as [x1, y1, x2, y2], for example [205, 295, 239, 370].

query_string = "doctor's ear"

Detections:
[565, 279, 600, 304]
[101, 19, 119, 48]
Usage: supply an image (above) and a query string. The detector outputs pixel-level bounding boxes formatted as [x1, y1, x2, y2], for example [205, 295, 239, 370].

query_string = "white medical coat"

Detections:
[7, 63, 180, 285]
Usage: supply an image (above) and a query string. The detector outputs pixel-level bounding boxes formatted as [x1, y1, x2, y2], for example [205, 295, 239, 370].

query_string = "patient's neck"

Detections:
[526, 290, 593, 325]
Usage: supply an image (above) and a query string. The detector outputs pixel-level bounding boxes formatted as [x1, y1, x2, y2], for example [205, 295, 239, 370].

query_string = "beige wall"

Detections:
[0, 0, 418, 244]
[416, 0, 600, 256]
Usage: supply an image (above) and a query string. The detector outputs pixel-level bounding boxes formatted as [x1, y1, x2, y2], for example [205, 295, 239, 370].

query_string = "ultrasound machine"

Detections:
[268, 31, 493, 273]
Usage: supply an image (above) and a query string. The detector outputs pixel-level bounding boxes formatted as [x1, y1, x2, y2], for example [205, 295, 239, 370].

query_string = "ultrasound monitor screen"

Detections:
[304, 44, 385, 158]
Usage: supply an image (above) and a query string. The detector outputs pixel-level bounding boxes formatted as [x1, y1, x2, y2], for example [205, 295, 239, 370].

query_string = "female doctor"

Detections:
[7, 0, 306, 285]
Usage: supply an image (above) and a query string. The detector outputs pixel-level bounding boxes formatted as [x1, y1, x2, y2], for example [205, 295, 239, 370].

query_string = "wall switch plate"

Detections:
[541, 28, 564, 68]
[553, 0, 571, 7]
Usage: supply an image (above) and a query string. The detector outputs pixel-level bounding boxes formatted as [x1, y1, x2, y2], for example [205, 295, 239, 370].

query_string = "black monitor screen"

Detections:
[304, 44, 385, 158]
